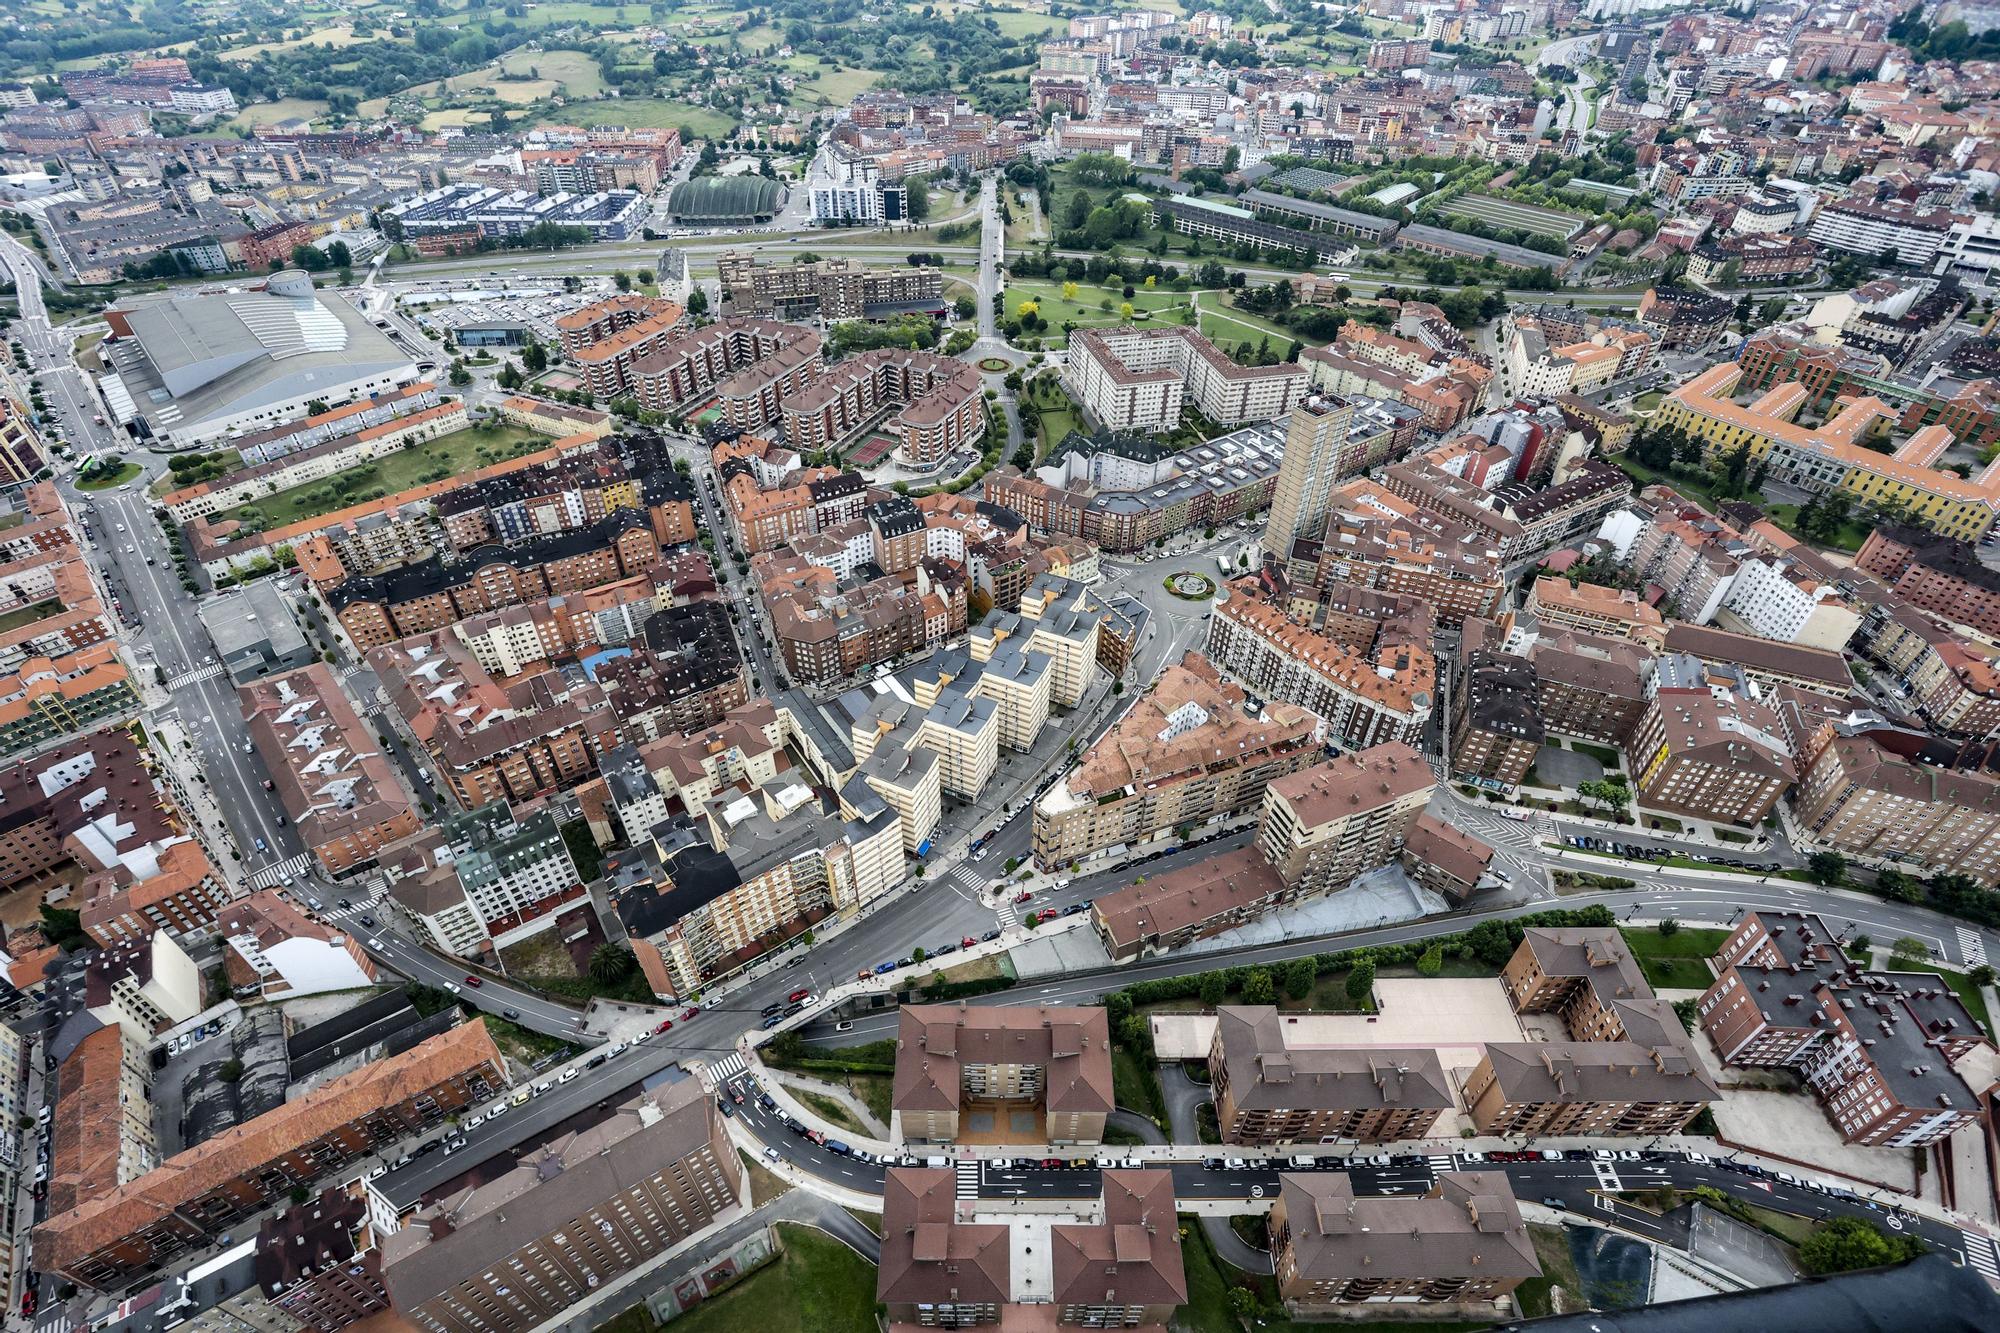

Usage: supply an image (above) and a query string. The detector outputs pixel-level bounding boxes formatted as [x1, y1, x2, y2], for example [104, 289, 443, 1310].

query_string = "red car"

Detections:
[682, 1007, 699, 1021]
[1015, 890, 1033, 903]
[961, 935, 977, 948]
[463, 975, 483, 988]
[654, 1019, 674, 1034]
[787, 987, 811, 1004]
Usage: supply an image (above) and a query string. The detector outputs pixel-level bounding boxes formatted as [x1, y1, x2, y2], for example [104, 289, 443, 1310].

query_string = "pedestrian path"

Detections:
[994, 897, 1019, 928]
[1427, 1154, 1457, 1173]
[1959, 927, 1988, 968]
[166, 662, 225, 689]
[956, 1159, 981, 1199]
[247, 853, 313, 888]
[698, 1052, 747, 1089]
[943, 863, 984, 894]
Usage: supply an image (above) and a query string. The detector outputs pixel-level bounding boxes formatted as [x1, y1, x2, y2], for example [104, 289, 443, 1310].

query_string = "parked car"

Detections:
[463, 975, 483, 988]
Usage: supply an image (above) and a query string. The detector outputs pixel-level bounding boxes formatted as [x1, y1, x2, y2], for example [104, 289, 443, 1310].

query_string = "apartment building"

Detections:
[240, 664, 421, 877]
[1524, 577, 1664, 640]
[1264, 396, 1365, 558]
[48, 1023, 157, 1221]
[980, 574, 1102, 707]
[1270, 1173, 1539, 1309]
[1210, 1006, 1451, 1145]
[1463, 929, 1719, 1137]
[1090, 843, 1291, 962]
[1696, 911, 1988, 1147]
[1629, 686, 1795, 826]
[892, 1005, 1113, 1145]
[716, 250, 942, 321]
[1063, 326, 1306, 434]
[1633, 286, 1732, 350]
[1808, 196, 1958, 268]
[1402, 812, 1495, 902]
[781, 349, 986, 468]
[219, 889, 377, 999]
[878, 1167, 1186, 1330]
[369, 633, 618, 812]
[1451, 649, 1543, 790]
[1255, 744, 1435, 895]
[1471, 616, 1651, 747]
[555, 295, 687, 399]
[1658, 622, 1852, 699]
[613, 780, 905, 997]
[1299, 481, 1509, 625]
[1857, 524, 2000, 639]
[390, 803, 583, 958]
[1204, 576, 1435, 750]
[381, 1078, 741, 1333]
[627, 317, 823, 425]
[1790, 727, 2000, 887]
[77, 839, 234, 948]
[1032, 653, 1319, 868]
[1858, 607, 2000, 738]
[38, 1022, 507, 1289]
[850, 686, 1000, 802]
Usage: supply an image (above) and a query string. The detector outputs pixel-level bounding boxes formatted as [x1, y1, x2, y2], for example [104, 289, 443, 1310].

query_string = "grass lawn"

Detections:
[1568, 739, 1624, 768]
[225, 424, 546, 530]
[0, 600, 61, 636]
[223, 97, 332, 131]
[1618, 926, 1728, 990]
[537, 99, 741, 139]
[796, 1089, 869, 1136]
[601, 1224, 877, 1333]
[979, 8, 1068, 37]
[499, 48, 608, 97]
[1930, 965, 1993, 1034]
[737, 1149, 792, 1206]
[1007, 279, 1186, 346]
[782, 60, 883, 110]
[77, 461, 142, 490]
[1515, 1223, 1583, 1319]
[1632, 390, 1663, 411]
[1193, 291, 1304, 348]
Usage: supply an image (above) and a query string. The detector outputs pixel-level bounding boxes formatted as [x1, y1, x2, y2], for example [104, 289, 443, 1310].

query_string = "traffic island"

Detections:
[1163, 571, 1216, 600]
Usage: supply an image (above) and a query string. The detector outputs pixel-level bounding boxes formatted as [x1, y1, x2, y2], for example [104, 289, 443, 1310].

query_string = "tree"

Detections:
[905, 175, 931, 222]
[1798, 1217, 1925, 1275]
[613, 270, 632, 292]
[1416, 944, 1444, 977]
[1226, 1288, 1257, 1318]
[1890, 936, 1932, 969]
[687, 288, 709, 318]
[1242, 968, 1275, 1005]
[1345, 959, 1376, 1004]
[1807, 850, 1847, 885]
[1283, 957, 1316, 1000]
[588, 943, 637, 985]
[1199, 971, 1229, 1009]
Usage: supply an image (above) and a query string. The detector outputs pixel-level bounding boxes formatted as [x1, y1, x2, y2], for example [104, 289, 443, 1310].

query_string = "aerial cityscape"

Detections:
[3, 0, 2000, 1330]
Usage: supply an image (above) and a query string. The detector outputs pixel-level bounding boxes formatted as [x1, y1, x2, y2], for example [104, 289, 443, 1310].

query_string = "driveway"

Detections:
[1155, 1063, 1273, 1274]
[1108, 1109, 1165, 1144]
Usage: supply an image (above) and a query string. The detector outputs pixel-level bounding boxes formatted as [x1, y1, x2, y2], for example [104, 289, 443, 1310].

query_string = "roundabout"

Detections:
[1163, 570, 1216, 600]
[976, 356, 1011, 373]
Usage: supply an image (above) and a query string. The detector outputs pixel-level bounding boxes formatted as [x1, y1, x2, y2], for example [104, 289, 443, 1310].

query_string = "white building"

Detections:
[1809, 198, 1957, 268]
[168, 84, 237, 115]
[1937, 212, 2000, 287]
[219, 890, 377, 999]
[1063, 326, 1307, 433]
[807, 143, 908, 226]
[1717, 555, 1861, 651]
[388, 803, 581, 958]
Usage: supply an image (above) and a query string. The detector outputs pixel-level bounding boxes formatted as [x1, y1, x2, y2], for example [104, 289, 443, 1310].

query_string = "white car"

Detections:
[558, 1068, 579, 1083]
[763, 1146, 783, 1164]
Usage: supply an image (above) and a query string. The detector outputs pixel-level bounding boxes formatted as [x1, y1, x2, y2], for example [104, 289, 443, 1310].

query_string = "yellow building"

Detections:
[1656, 363, 2000, 541]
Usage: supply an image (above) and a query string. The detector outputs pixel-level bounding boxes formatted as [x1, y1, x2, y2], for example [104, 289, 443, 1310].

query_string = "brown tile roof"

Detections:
[48, 1025, 129, 1216]
[1276, 1171, 1540, 1284]
[36, 1021, 504, 1274]
[1091, 845, 1285, 954]
[1051, 1171, 1187, 1308]
[1066, 654, 1318, 800]
[1212, 1007, 1453, 1114]
[1403, 812, 1494, 888]
[893, 1005, 1114, 1118]
[1264, 743, 1434, 827]
[878, 1168, 1011, 1307]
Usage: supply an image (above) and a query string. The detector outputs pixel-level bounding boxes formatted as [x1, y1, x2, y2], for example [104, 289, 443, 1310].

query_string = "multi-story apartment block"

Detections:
[1297, 480, 1509, 625]
[1524, 576, 1664, 640]
[1032, 653, 1318, 869]
[717, 250, 943, 321]
[218, 889, 377, 999]
[38, 1022, 506, 1289]
[1063, 326, 1306, 434]
[1697, 911, 1988, 1147]
[1633, 286, 1732, 350]
[1808, 197, 1957, 268]
[1629, 686, 1795, 826]
[1462, 929, 1719, 1137]
[878, 1166, 1186, 1330]
[1790, 726, 2000, 886]
[1451, 649, 1543, 790]
[381, 1079, 741, 1333]
[1857, 524, 2000, 640]
[1205, 576, 1435, 750]
[1210, 1006, 1451, 1145]
[1255, 744, 1435, 895]
[1473, 616, 1651, 747]
[781, 349, 986, 468]
[1270, 1172, 1539, 1309]
[554, 295, 688, 398]
[389, 803, 583, 959]
[1857, 606, 2000, 738]
[240, 663, 422, 878]
[891, 1005, 1113, 1144]
[627, 318, 823, 426]
[1263, 395, 1362, 557]
[77, 839, 233, 948]
[49, 1024, 157, 1222]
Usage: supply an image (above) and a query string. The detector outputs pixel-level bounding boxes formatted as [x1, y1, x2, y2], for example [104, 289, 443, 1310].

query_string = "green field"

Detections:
[1193, 291, 1302, 348]
[978, 9, 1067, 37]
[597, 1225, 878, 1333]
[782, 58, 883, 109]
[537, 99, 740, 139]
[498, 48, 609, 97]
[1006, 279, 1186, 346]
[223, 97, 333, 130]
[224, 424, 547, 531]
[1619, 926, 1729, 991]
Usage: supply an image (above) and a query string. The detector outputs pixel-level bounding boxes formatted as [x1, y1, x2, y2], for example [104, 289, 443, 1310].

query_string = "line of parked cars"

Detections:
[1564, 835, 1782, 872]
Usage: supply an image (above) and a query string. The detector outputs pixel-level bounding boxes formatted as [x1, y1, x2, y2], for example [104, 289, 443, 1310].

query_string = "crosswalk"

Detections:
[1963, 1232, 1999, 1284]
[1426, 1154, 1457, 1173]
[1486, 818, 1543, 851]
[1959, 927, 1988, 969]
[697, 1052, 747, 1090]
[39, 1309, 73, 1333]
[955, 1158, 981, 1199]
[994, 897, 1020, 928]
[247, 853, 313, 889]
[942, 863, 984, 894]
[166, 662, 226, 689]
